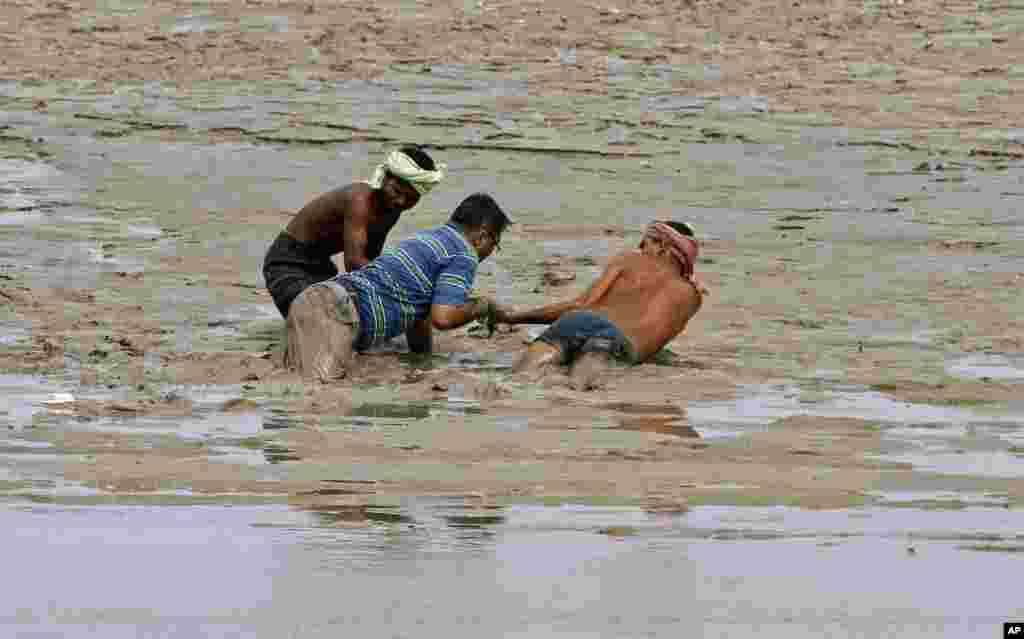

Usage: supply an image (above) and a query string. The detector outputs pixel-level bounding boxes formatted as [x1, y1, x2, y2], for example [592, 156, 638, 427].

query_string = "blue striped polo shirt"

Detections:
[335, 223, 479, 349]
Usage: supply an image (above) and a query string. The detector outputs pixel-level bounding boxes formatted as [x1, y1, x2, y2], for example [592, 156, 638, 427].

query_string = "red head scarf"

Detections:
[644, 222, 709, 296]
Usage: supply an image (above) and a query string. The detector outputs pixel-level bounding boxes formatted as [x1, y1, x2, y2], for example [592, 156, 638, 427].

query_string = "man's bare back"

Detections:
[500, 220, 705, 388]
[586, 251, 701, 362]
[285, 183, 400, 271]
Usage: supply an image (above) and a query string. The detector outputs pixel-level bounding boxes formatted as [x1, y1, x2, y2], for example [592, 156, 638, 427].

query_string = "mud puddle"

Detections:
[688, 383, 1024, 478]
[1, 498, 1021, 638]
[42, 383, 266, 436]
[0, 373, 87, 428]
[946, 353, 1024, 381]
[1, 378, 295, 478]
[0, 319, 28, 346]
[866, 490, 1010, 509]
[0, 158, 83, 211]
[688, 382, 1024, 428]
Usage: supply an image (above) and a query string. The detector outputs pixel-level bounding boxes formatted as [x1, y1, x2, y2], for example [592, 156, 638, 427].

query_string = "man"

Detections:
[263, 146, 445, 318]
[499, 221, 706, 390]
[285, 193, 511, 382]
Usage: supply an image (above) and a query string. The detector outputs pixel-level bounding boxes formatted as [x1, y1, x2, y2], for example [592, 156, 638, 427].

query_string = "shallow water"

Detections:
[4, 56, 1024, 636]
[686, 382, 1024, 428]
[947, 353, 1024, 380]
[1, 499, 1021, 638]
[687, 383, 1024, 478]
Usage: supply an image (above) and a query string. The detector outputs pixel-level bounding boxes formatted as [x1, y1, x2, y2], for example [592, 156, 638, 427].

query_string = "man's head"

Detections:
[372, 146, 445, 213]
[639, 220, 699, 276]
[640, 220, 693, 252]
[449, 193, 512, 261]
[663, 221, 695, 237]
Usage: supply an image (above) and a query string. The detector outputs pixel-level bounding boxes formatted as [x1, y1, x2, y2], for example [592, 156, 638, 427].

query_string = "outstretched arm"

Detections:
[503, 258, 625, 325]
[430, 297, 493, 331]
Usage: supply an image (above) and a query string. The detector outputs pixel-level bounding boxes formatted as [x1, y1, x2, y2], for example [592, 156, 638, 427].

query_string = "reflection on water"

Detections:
[307, 504, 413, 527]
[2, 500, 1023, 638]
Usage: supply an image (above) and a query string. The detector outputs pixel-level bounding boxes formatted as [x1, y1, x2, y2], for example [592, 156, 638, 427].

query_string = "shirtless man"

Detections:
[262, 146, 445, 318]
[499, 221, 706, 389]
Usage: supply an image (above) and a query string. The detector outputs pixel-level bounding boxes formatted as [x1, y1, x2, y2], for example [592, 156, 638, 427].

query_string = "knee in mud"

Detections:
[578, 337, 629, 364]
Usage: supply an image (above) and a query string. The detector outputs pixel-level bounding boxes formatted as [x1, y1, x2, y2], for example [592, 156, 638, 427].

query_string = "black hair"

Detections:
[398, 145, 436, 171]
[663, 220, 695, 237]
[449, 193, 512, 234]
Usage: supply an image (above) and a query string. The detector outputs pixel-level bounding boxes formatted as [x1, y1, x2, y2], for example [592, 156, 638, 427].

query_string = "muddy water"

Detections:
[3, 54, 1024, 637]
[2, 499, 1021, 638]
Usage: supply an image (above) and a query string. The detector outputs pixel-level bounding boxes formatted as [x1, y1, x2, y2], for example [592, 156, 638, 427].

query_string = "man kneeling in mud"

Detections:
[499, 221, 706, 390]
[263, 146, 445, 319]
[285, 193, 512, 382]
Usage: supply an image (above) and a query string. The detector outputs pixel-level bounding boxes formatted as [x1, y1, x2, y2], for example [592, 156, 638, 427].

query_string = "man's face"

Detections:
[474, 224, 502, 262]
[381, 173, 421, 213]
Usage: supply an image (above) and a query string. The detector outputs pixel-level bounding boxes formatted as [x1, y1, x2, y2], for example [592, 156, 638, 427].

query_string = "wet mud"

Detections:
[3, 5, 1024, 459]
[2, 1, 1024, 635]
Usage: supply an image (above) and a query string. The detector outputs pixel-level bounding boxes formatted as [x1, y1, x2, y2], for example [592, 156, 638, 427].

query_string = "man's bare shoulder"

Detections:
[613, 250, 667, 274]
[314, 183, 373, 223]
[344, 183, 374, 217]
[606, 249, 643, 268]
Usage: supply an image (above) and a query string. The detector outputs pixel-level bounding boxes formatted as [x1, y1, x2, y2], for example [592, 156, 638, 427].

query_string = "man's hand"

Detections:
[431, 296, 494, 332]
[480, 298, 500, 337]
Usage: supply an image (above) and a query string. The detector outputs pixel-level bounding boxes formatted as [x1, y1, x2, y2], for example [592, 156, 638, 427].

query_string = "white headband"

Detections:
[365, 150, 446, 195]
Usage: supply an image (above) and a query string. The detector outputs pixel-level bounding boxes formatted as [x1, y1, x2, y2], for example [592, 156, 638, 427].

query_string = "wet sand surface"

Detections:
[2, 0, 1024, 636]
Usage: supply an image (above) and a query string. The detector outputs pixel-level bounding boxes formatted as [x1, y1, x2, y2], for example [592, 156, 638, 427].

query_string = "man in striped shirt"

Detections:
[284, 193, 511, 381]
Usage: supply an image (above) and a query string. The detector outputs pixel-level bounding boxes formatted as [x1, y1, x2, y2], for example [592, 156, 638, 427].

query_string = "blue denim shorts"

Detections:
[536, 310, 637, 365]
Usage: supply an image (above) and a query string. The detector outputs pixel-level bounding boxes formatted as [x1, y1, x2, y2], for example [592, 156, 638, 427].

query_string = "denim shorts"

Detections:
[536, 310, 637, 365]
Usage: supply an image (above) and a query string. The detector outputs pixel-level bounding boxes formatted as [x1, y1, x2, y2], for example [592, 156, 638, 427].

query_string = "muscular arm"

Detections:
[504, 258, 626, 325]
[342, 215, 372, 272]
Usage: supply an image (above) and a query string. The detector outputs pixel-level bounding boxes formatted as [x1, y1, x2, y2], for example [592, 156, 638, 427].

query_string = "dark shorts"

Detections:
[262, 232, 339, 318]
[536, 310, 637, 365]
